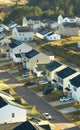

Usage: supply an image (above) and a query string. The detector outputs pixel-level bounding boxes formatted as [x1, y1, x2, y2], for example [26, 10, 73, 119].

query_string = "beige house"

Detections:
[45, 61, 66, 83]
[59, 22, 80, 36]
[55, 67, 79, 92]
[25, 49, 50, 70]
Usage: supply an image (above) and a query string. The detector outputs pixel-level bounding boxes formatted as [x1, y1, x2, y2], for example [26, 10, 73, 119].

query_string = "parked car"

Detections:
[60, 96, 71, 102]
[42, 86, 54, 95]
[43, 113, 52, 120]
[35, 78, 48, 85]
[24, 81, 35, 86]
[29, 117, 41, 123]
[21, 72, 30, 78]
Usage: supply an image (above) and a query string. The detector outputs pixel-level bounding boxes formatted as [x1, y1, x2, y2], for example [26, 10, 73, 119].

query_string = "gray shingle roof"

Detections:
[9, 39, 22, 49]
[46, 61, 62, 71]
[38, 29, 51, 35]
[0, 97, 7, 108]
[57, 67, 76, 79]
[25, 49, 39, 59]
[70, 74, 80, 88]
[26, 16, 39, 21]
[16, 27, 32, 32]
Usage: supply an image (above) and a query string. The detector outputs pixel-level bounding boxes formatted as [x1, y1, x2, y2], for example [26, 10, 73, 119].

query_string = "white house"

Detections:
[67, 74, 80, 102]
[46, 32, 61, 41]
[23, 16, 40, 30]
[25, 49, 50, 70]
[58, 15, 76, 24]
[0, 96, 27, 124]
[76, 15, 80, 25]
[9, 39, 32, 59]
[0, 23, 4, 32]
[45, 61, 66, 83]
[36, 28, 51, 39]
[47, 20, 58, 30]
[12, 26, 34, 42]
[55, 67, 79, 92]
[3, 21, 17, 31]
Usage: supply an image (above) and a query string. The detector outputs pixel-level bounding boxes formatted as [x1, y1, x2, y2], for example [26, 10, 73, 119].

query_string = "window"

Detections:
[37, 59, 38, 63]
[73, 87, 77, 91]
[12, 113, 15, 118]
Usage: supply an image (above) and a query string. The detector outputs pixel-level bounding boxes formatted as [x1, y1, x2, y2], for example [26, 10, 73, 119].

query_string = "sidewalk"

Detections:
[59, 107, 80, 114]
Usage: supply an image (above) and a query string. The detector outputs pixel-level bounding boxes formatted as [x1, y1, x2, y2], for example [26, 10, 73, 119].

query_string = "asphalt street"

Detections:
[0, 70, 80, 130]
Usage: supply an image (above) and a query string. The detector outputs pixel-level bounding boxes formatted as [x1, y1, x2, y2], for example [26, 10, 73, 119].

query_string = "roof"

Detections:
[63, 22, 80, 28]
[3, 20, 17, 27]
[46, 61, 62, 71]
[25, 49, 39, 59]
[26, 16, 39, 21]
[9, 39, 22, 49]
[0, 97, 7, 108]
[16, 27, 32, 32]
[62, 15, 76, 19]
[15, 53, 22, 58]
[47, 32, 54, 36]
[13, 120, 44, 130]
[40, 124, 51, 130]
[56, 67, 76, 79]
[38, 29, 51, 35]
[69, 74, 80, 88]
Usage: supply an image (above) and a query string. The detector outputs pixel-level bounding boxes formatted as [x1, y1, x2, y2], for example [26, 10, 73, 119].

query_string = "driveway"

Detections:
[0, 69, 80, 130]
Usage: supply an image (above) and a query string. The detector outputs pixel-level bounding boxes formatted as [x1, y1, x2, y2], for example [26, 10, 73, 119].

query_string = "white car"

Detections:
[22, 72, 30, 78]
[43, 113, 52, 120]
[60, 96, 71, 102]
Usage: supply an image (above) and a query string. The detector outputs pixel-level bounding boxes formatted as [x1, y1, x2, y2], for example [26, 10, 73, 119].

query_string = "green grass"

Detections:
[54, 102, 74, 110]
[65, 111, 80, 126]
[42, 92, 64, 102]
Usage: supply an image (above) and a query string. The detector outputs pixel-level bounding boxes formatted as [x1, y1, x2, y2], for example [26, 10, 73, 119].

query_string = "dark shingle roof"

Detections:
[63, 22, 80, 28]
[0, 97, 7, 108]
[40, 124, 51, 130]
[9, 39, 22, 49]
[38, 29, 51, 35]
[57, 67, 76, 79]
[15, 53, 21, 58]
[26, 16, 39, 21]
[47, 32, 54, 36]
[25, 49, 39, 59]
[70, 74, 80, 88]
[13, 120, 44, 130]
[46, 61, 62, 71]
[16, 27, 32, 32]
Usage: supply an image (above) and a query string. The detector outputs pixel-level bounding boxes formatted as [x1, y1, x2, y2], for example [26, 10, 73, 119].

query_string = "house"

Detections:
[55, 67, 79, 92]
[45, 60, 66, 83]
[58, 15, 76, 24]
[58, 22, 80, 36]
[67, 74, 80, 102]
[0, 96, 27, 124]
[12, 26, 34, 42]
[41, 19, 58, 30]
[76, 15, 80, 25]
[25, 49, 50, 70]
[3, 21, 17, 31]
[13, 120, 54, 130]
[36, 28, 51, 39]
[0, 90, 14, 101]
[23, 16, 40, 30]
[0, 23, 4, 32]
[9, 39, 32, 59]
[46, 32, 61, 41]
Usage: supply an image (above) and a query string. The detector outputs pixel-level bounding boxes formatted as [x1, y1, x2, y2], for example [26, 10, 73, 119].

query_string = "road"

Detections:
[0, 70, 80, 130]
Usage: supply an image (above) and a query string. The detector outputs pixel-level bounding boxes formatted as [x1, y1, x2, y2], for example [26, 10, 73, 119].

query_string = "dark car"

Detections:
[42, 86, 54, 95]
[24, 81, 35, 87]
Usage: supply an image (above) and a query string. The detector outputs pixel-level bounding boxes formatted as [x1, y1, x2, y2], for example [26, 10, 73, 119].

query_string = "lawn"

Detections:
[54, 102, 74, 110]
[65, 111, 80, 126]
[42, 92, 64, 102]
